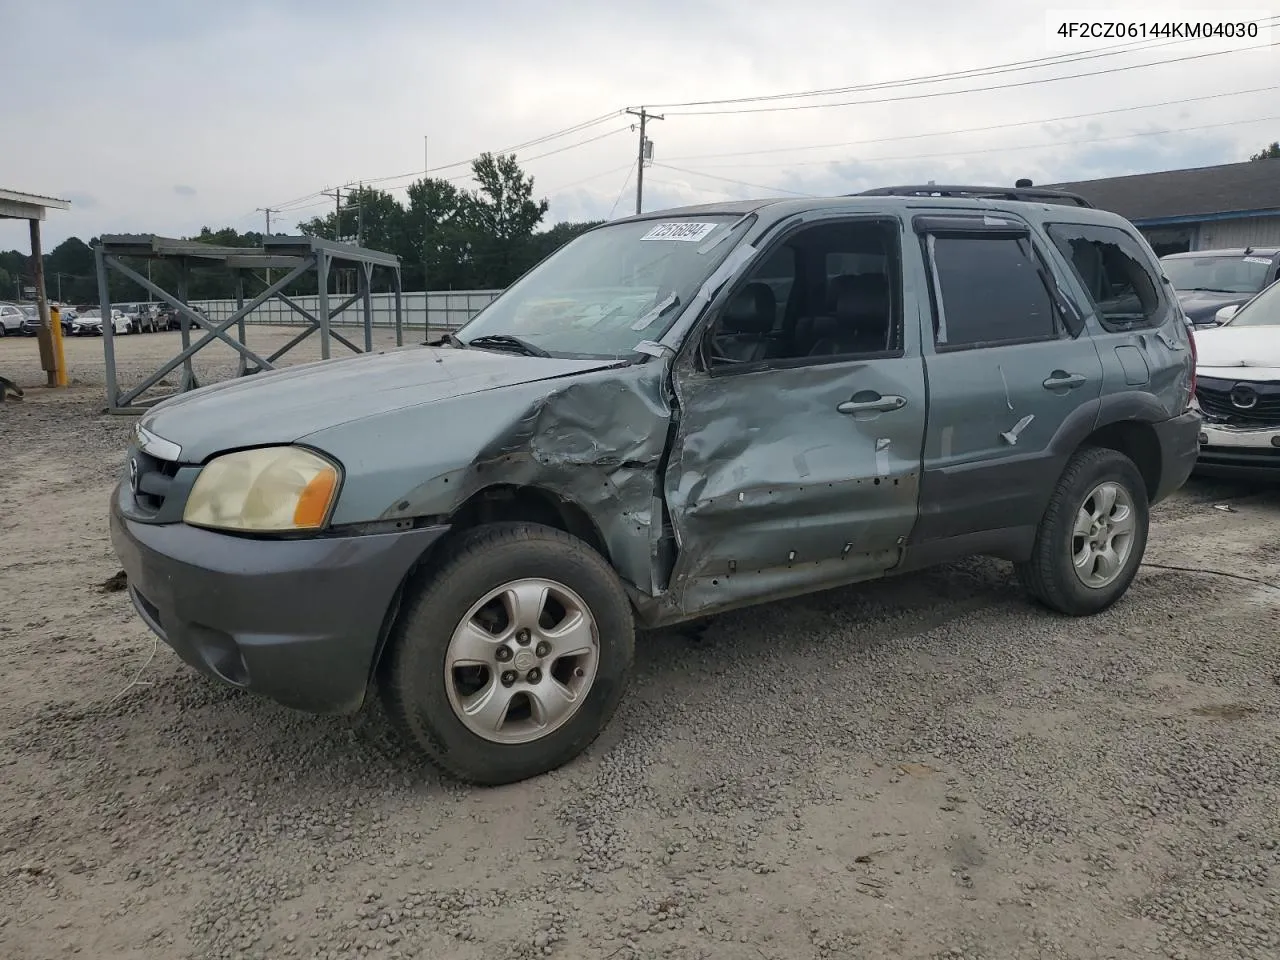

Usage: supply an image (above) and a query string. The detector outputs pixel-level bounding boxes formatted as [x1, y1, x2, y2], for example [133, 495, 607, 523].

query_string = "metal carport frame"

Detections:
[94, 234, 403, 414]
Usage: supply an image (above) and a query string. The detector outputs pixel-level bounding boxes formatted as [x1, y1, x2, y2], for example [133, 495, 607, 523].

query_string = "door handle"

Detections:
[837, 394, 907, 415]
[1043, 371, 1087, 390]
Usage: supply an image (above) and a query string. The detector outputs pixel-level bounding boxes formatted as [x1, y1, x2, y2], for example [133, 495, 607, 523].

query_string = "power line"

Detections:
[664, 113, 1280, 178]
[662, 41, 1275, 117]
[607, 165, 635, 219]
[661, 85, 1280, 163]
[651, 164, 817, 197]
[353, 125, 633, 193]
[642, 21, 1278, 111]
[264, 110, 626, 212]
[544, 163, 634, 195]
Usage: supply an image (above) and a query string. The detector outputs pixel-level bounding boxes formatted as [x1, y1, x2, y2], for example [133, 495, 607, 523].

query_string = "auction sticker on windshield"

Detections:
[640, 222, 719, 242]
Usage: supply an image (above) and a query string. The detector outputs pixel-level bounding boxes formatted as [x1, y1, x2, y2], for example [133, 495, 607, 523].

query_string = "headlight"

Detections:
[183, 446, 341, 533]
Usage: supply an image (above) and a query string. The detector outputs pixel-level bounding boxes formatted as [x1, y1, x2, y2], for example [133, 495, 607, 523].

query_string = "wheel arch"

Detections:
[366, 483, 617, 687]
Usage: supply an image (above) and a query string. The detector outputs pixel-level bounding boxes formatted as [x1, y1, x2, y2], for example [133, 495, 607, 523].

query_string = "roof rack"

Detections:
[852, 184, 1094, 208]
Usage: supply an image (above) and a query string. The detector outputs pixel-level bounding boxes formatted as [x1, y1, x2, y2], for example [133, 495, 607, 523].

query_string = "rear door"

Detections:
[1041, 219, 1193, 423]
[910, 211, 1105, 546]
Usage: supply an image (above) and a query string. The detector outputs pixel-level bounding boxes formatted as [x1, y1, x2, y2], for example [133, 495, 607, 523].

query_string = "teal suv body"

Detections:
[109, 186, 1201, 785]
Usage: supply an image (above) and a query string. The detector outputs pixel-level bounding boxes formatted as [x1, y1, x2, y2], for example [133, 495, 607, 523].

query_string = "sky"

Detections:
[1, 0, 1277, 252]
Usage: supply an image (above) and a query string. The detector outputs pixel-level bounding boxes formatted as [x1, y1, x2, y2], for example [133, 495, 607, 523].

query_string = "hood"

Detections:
[1193, 325, 1280, 382]
[1175, 289, 1253, 325]
[139, 344, 627, 462]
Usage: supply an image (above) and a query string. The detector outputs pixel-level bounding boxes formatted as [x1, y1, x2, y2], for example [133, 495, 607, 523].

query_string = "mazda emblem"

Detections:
[1230, 384, 1259, 410]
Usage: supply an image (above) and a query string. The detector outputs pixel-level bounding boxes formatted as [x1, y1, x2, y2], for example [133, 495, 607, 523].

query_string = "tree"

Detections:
[1250, 141, 1280, 161]
[526, 220, 605, 266]
[403, 177, 473, 290]
[464, 152, 549, 287]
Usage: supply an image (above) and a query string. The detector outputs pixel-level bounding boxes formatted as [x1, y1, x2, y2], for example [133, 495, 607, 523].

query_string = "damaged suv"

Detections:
[109, 185, 1200, 785]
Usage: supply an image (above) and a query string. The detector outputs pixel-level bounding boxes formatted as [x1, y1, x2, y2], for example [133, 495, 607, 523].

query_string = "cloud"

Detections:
[61, 191, 99, 210]
[1, 0, 1277, 250]
[173, 185, 197, 197]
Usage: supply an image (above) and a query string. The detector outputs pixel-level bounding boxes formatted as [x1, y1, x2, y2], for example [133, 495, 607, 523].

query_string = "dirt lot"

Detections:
[2, 328, 1279, 960]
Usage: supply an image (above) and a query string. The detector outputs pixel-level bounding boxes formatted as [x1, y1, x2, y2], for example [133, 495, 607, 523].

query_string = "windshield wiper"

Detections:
[466, 334, 551, 358]
[426, 331, 467, 348]
[1187, 287, 1237, 294]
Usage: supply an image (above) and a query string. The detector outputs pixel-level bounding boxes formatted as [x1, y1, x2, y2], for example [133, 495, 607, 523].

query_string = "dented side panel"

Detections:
[661, 355, 928, 620]
[299, 362, 674, 595]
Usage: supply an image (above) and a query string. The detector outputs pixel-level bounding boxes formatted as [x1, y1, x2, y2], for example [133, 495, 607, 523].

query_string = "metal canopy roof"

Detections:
[0, 188, 72, 221]
[95, 233, 401, 269]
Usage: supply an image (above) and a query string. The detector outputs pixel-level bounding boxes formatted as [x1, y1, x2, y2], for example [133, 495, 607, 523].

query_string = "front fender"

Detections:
[300, 362, 675, 595]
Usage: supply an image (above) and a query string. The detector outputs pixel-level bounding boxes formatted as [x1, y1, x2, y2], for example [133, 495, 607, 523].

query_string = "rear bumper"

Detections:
[108, 482, 450, 714]
[1151, 410, 1203, 502]
[1194, 420, 1280, 480]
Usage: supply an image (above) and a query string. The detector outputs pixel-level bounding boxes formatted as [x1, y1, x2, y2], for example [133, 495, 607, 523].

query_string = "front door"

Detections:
[661, 214, 927, 618]
[910, 212, 1105, 545]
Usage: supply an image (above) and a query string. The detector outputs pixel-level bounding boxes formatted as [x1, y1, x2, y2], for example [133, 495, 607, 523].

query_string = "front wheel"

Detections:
[378, 522, 636, 785]
[1016, 446, 1150, 616]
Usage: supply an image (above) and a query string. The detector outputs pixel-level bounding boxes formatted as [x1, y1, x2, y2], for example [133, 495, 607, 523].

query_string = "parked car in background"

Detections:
[110, 186, 1200, 785]
[118, 302, 161, 333]
[157, 304, 207, 331]
[0, 302, 24, 335]
[15, 303, 75, 336]
[72, 309, 132, 336]
[18, 305, 41, 335]
[1191, 274, 1280, 478]
[1160, 248, 1280, 328]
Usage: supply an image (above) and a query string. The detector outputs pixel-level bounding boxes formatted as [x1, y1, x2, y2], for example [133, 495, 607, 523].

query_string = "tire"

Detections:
[378, 521, 635, 785]
[1016, 446, 1149, 616]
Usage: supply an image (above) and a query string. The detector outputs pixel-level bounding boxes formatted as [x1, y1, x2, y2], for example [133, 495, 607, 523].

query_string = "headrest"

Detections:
[722, 282, 776, 334]
[834, 273, 889, 321]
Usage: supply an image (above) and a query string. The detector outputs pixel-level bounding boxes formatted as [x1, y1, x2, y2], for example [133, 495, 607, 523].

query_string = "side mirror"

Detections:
[1215, 303, 1240, 324]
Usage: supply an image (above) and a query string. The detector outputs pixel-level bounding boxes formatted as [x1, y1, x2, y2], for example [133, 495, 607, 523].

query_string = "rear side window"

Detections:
[1045, 222, 1164, 332]
[927, 235, 1058, 348]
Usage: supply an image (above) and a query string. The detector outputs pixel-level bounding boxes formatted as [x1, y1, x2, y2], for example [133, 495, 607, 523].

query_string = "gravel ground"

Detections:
[2, 329, 1279, 960]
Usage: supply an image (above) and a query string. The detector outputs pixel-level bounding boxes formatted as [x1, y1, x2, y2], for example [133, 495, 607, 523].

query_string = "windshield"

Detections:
[455, 215, 750, 359]
[1226, 278, 1280, 327]
[1162, 254, 1273, 294]
[20, 305, 36, 317]
[80, 310, 101, 319]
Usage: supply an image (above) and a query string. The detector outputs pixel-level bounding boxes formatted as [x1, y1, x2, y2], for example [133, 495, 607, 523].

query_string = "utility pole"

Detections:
[256, 207, 278, 284]
[626, 107, 662, 215]
[322, 187, 343, 241]
[322, 187, 343, 294]
[423, 135, 431, 329]
[356, 182, 364, 247]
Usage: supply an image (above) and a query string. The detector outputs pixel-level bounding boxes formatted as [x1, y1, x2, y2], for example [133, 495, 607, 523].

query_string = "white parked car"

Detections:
[72, 309, 133, 336]
[0, 302, 25, 335]
[1191, 277, 1280, 479]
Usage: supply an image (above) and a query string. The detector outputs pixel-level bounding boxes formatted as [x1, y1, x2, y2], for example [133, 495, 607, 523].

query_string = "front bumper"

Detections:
[108, 482, 450, 714]
[1150, 410, 1203, 502]
[1194, 421, 1280, 480]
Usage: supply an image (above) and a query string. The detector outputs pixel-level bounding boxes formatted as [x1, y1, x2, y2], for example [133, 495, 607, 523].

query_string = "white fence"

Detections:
[191, 289, 503, 330]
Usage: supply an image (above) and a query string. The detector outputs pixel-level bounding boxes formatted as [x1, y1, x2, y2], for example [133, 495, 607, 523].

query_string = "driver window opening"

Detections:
[706, 219, 902, 368]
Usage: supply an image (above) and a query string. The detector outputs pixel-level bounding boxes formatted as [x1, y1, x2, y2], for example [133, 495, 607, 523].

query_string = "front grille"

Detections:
[1195, 377, 1280, 427]
[129, 447, 183, 515]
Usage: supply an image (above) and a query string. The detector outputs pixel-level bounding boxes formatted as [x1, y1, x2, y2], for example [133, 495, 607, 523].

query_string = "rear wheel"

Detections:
[1017, 446, 1149, 616]
[378, 522, 635, 785]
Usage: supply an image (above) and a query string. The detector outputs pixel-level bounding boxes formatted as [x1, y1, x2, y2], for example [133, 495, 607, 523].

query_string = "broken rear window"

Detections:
[1046, 222, 1165, 332]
